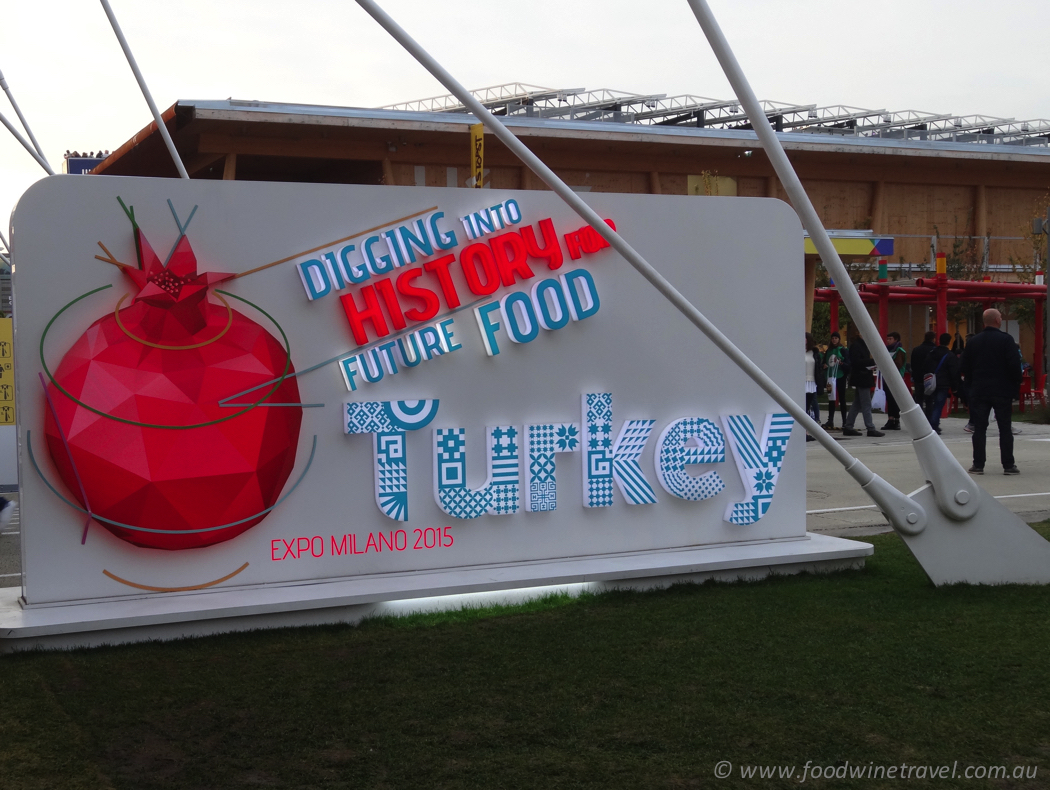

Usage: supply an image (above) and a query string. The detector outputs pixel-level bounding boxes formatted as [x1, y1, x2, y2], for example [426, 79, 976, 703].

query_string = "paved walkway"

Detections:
[0, 492, 20, 589]
[3, 417, 1048, 587]
[806, 415, 1050, 537]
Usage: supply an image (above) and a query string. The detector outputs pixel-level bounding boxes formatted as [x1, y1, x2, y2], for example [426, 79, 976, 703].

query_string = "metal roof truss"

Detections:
[381, 83, 1050, 147]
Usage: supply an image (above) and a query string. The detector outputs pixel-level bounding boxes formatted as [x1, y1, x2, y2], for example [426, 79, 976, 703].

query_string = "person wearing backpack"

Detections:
[924, 333, 960, 434]
[910, 331, 937, 413]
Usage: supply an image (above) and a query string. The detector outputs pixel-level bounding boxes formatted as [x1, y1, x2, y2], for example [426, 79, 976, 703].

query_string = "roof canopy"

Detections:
[384, 83, 1050, 149]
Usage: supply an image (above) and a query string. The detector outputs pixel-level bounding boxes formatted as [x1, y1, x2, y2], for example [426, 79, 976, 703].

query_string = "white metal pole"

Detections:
[0, 67, 47, 163]
[0, 108, 54, 175]
[352, 0, 926, 536]
[1044, 207, 1049, 394]
[684, 0, 979, 522]
[99, 0, 189, 180]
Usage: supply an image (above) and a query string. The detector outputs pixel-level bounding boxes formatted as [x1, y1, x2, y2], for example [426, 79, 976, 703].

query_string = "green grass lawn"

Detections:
[1013, 404, 1050, 424]
[3, 525, 1050, 789]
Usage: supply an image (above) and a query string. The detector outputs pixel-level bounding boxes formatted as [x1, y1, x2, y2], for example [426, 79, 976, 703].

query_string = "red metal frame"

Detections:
[814, 277, 1047, 383]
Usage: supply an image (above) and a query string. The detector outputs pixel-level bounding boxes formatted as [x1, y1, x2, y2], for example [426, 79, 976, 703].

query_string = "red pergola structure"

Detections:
[814, 274, 1047, 382]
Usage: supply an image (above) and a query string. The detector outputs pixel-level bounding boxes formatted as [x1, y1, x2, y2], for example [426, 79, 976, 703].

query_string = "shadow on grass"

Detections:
[2, 524, 1048, 789]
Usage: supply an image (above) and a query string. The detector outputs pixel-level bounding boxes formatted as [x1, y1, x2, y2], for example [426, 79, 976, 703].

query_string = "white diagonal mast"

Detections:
[352, 0, 926, 537]
[99, 0, 189, 179]
[0, 67, 48, 163]
[683, 0, 978, 523]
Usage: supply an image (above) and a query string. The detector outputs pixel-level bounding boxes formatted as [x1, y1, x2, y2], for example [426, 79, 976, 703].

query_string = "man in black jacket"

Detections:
[841, 336, 885, 437]
[960, 309, 1023, 475]
[910, 331, 937, 413]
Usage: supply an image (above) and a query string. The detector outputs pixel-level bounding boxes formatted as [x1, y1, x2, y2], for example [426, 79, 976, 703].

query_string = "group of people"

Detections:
[806, 308, 1024, 474]
[805, 330, 886, 438]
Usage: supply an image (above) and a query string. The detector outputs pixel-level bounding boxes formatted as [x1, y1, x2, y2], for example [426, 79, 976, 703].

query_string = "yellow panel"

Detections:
[687, 174, 737, 197]
[834, 239, 877, 255]
[803, 238, 877, 256]
[0, 318, 13, 424]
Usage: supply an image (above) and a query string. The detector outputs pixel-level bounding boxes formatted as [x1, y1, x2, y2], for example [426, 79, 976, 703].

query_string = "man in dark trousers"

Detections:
[960, 309, 1022, 475]
[841, 335, 885, 437]
[910, 331, 937, 413]
[925, 333, 960, 434]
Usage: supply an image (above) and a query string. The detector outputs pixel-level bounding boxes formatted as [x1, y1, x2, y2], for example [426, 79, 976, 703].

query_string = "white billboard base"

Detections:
[0, 532, 870, 652]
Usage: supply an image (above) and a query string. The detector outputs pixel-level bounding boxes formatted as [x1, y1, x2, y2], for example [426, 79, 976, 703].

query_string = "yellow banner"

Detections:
[470, 123, 484, 189]
[687, 174, 737, 197]
[803, 238, 883, 256]
[0, 318, 13, 424]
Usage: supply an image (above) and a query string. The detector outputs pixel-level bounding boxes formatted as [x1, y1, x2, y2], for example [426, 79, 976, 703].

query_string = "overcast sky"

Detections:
[2, 0, 1048, 240]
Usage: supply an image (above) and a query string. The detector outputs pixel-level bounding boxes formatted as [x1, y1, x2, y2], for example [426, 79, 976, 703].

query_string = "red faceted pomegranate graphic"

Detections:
[44, 211, 302, 550]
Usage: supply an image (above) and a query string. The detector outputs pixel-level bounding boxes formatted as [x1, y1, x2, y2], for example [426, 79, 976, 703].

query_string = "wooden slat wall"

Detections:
[883, 183, 977, 264]
[804, 180, 874, 229]
[656, 173, 688, 195]
[550, 169, 650, 194]
[390, 157, 1048, 274]
[736, 177, 767, 198]
[987, 187, 1048, 265]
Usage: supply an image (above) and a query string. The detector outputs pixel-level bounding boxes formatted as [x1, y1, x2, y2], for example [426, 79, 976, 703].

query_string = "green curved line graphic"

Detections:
[39, 286, 295, 430]
[28, 430, 317, 534]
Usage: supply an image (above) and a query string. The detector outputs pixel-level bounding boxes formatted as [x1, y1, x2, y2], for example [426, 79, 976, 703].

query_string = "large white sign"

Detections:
[5, 176, 860, 635]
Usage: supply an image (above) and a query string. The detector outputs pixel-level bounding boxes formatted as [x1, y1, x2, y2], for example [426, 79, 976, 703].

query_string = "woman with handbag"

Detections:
[822, 331, 850, 430]
[805, 333, 826, 442]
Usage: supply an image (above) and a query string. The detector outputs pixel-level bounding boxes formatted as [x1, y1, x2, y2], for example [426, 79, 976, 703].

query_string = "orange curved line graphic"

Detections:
[102, 562, 250, 593]
[113, 291, 234, 350]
